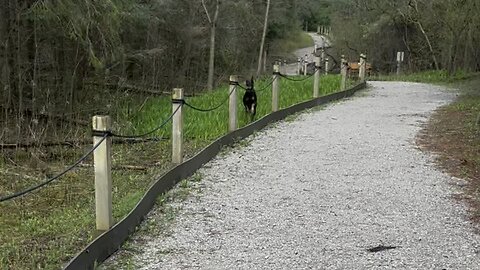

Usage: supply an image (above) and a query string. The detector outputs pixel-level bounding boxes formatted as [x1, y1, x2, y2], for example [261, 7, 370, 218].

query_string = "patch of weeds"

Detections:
[218, 138, 253, 159]
[158, 204, 177, 225]
[191, 172, 203, 182]
[234, 138, 251, 148]
[218, 145, 232, 157]
[170, 181, 191, 201]
[417, 75, 480, 226]
[98, 255, 137, 270]
[285, 113, 301, 123]
[311, 104, 328, 112]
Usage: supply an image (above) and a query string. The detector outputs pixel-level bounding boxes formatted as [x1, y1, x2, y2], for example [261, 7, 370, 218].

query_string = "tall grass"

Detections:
[117, 74, 342, 143]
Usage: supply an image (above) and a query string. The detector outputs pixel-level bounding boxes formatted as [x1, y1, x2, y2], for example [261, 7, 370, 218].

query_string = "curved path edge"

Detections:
[63, 83, 367, 270]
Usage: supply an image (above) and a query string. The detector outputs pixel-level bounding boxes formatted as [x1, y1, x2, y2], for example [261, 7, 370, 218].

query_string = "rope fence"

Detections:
[110, 106, 180, 139]
[1, 51, 369, 232]
[0, 134, 108, 203]
[237, 76, 277, 93]
[278, 67, 320, 82]
[183, 85, 236, 112]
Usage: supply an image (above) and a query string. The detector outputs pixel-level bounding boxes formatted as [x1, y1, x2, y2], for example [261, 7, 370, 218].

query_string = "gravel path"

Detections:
[105, 81, 480, 269]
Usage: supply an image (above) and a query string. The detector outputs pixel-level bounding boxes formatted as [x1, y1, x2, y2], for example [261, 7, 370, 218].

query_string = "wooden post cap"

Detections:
[92, 116, 111, 131]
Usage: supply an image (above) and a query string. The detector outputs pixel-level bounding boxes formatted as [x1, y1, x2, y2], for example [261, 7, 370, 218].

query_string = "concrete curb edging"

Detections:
[64, 82, 366, 270]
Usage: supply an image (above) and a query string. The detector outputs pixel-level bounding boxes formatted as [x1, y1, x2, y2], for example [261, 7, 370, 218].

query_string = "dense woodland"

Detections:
[1, 0, 479, 145]
[0, 0, 332, 145]
[330, 0, 480, 74]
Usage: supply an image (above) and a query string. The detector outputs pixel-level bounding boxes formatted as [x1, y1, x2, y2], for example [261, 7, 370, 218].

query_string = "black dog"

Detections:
[243, 77, 257, 121]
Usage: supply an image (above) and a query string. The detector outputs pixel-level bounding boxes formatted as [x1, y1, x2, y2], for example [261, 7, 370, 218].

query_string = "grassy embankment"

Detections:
[1, 57, 350, 269]
[273, 31, 314, 52]
[376, 70, 480, 223]
[269, 31, 314, 61]
[370, 69, 475, 83]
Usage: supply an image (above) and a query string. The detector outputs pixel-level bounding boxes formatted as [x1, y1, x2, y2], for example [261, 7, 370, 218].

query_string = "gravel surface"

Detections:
[104, 81, 480, 269]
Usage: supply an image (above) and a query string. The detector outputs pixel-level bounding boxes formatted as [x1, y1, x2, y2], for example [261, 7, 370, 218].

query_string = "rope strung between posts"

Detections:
[236, 83, 248, 91]
[255, 77, 276, 92]
[110, 105, 180, 139]
[278, 66, 321, 82]
[237, 77, 277, 93]
[0, 134, 109, 203]
[182, 83, 237, 112]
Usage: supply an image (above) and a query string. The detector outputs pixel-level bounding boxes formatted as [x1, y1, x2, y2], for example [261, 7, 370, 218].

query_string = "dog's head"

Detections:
[245, 76, 254, 91]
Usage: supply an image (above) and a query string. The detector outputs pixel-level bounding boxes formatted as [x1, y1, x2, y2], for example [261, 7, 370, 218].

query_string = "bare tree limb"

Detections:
[201, 0, 213, 25]
[256, 0, 270, 76]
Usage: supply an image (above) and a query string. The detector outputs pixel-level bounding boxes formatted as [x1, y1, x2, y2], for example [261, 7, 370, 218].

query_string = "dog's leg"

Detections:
[250, 104, 254, 121]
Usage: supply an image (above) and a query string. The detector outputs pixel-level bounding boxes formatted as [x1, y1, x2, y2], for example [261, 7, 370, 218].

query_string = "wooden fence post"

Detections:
[228, 75, 238, 132]
[92, 115, 113, 231]
[341, 55, 347, 91]
[304, 61, 308, 76]
[297, 57, 301, 75]
[396, 51, 404, 75]
[272, 63, 280, 112]
[313, 56, 321, 98]
[172, 88, 184, 164]
[359, 53, 366, 82]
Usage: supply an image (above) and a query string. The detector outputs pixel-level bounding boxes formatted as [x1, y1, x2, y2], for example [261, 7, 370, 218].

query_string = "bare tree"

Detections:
[408, 0, 439, 70]
[256, 0, 271, 76]
[202, 0, 220, 90]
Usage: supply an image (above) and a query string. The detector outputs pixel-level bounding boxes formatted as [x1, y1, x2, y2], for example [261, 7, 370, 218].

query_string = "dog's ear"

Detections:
[245, 76, 254, 89]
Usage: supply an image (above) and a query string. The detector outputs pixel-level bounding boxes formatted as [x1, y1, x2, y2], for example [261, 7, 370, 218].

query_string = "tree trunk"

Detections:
[207, 23, 216, 90]
[204, 0, 220, 91]
[31, 14, 38, 122]
[416, 21, 439, 70]
[16, 0, 23, 120]
[410, 0, 439, 70]
[256, 0, 271, 76]
[463, 24, 473, 71]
